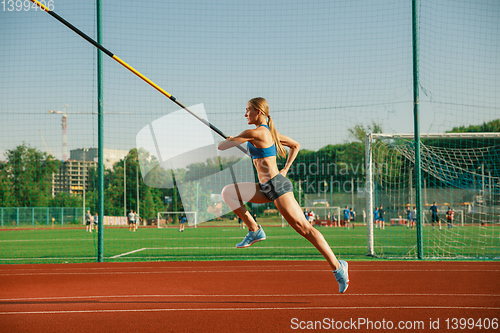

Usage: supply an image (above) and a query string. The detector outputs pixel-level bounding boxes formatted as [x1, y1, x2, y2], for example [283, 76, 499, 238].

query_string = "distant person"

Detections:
[405, 206, 411, 228]
[131, 210, 137, 231]
[330, 212, 338, 227]
[350, 208, 356, 229]
[349, 208, 356, 228]
[430, 202, 441, 230]
[446, 206, 454, 229]
[373, 206, 379, 229]
[350, 208, 356, 221]
[378, 205, 385, 229]
[308, 211, 315, 225]
[85, 210, 92, 233]
[128, 210, 135, 232]
[343, 206, 350, 227]
[93, 213, 99, 232]
[179, 214, 187, 232]
[410, 206, 417, 229]
[134, 211, 141, 231]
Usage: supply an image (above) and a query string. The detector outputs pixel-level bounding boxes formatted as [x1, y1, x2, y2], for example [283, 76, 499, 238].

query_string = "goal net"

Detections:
[366, 133, 500, 259]
[157, 211, 197, 229]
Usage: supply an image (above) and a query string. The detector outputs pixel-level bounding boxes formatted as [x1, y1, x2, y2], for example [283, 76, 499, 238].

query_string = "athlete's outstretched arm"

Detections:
[217, 130, 255, 151]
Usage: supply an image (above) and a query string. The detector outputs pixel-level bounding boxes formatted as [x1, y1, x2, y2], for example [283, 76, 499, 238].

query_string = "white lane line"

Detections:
[0, 264, 322, 272]
[0, 269, 328, 276]
[1, 263, 498, 273]
[0, 268, 499, 276]
[1, 306, 499, 315]
[0, 293, 498, 302]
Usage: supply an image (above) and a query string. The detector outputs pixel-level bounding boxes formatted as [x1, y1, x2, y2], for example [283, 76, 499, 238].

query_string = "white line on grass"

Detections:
[110, 246, 361, 259]
[110, 248, 147, 258]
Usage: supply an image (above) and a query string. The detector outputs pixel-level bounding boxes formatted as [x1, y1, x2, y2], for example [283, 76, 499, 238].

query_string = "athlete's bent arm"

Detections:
[278, 133, 300, 176]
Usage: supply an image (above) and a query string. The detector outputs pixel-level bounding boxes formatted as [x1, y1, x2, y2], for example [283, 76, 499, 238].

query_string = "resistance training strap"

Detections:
[29, 0, 235, 141]
[30, 0, 247, 207]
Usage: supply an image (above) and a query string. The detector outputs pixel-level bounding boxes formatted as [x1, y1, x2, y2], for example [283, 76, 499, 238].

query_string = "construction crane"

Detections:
[48, 104, 70, 161]
[48, 105, 131, 161]
[39, 130, 52, 155]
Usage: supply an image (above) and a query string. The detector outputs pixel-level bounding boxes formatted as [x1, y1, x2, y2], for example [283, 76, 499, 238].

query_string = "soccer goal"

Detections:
[157, 211, 198, 228]
[365, 132, 500, 259]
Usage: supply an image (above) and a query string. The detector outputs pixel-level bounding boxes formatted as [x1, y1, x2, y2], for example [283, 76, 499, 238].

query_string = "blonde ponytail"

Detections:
[267, 116, 286, 158]
[248, 97, 287, 159]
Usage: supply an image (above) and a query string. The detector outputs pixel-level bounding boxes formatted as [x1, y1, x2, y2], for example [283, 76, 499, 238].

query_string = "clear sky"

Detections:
[1, 0, 499, 161]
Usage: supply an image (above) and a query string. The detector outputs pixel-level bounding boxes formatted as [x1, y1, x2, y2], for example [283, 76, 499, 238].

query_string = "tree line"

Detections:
[1, 119, 497, 218]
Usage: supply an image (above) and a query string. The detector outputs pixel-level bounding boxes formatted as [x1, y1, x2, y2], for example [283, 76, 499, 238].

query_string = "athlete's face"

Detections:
[245, 103, 261, 125]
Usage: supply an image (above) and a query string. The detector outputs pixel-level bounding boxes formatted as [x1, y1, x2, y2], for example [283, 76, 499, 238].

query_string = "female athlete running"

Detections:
[218, 97, 349, 293]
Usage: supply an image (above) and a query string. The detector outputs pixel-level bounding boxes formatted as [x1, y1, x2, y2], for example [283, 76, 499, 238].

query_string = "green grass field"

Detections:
[0, 222, 498, 264]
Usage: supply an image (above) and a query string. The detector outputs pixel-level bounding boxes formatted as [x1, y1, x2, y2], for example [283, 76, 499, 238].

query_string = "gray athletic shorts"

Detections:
[259, 173, 293, 201]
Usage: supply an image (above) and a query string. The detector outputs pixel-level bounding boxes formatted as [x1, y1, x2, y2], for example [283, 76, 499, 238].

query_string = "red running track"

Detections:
[0, 261, 499, 332]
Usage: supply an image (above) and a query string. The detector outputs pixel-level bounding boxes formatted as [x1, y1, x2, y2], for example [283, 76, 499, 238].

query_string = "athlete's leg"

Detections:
[274, 192, 340, 271]
[221, 182, 271, 231]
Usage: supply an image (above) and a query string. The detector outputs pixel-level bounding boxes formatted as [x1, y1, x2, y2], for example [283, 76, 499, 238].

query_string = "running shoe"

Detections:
[236, 225, 266, 248]
[333, 260, 349, 293]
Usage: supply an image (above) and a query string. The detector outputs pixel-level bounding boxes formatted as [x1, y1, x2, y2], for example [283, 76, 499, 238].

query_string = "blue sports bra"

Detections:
[247, 125, 277, 159]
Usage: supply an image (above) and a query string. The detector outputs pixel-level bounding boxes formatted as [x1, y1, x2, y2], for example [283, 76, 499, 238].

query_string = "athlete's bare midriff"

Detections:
[253, 156, 280, 184]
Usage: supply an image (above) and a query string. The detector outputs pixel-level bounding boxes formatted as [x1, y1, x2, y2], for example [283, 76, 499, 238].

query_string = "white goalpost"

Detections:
[157, 211, 198, 228]
[365, 132, 500, 258]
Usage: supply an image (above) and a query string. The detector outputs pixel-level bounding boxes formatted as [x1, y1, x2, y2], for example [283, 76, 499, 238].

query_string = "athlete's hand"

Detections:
[218, 136, 235, 150]
[279, 168, 288, 177]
